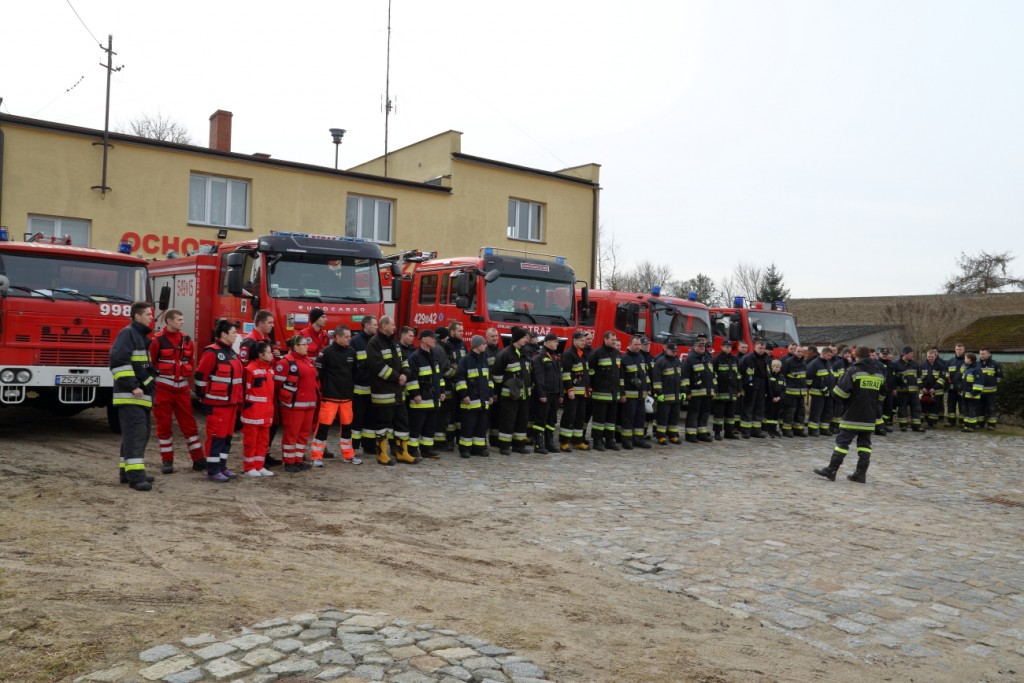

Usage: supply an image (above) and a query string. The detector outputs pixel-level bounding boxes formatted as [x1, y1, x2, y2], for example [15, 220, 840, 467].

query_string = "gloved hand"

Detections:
[197, 403, 212, 415]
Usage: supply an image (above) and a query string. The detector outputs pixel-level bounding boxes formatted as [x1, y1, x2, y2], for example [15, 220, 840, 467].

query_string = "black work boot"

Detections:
[713, 429, 723, 441]
[606, 435, 621, 451]
[593, 436, 606, 452]
[545, 432, 557, 453]
[685, 433, 698, 444]
[813, 453, 845, 481]
[634, 437, 651, 449]
[724, 425, 740, 440]
[533, 433, 548, 454]
[161, 461, 174, 475]
[847, 455, 869, 483]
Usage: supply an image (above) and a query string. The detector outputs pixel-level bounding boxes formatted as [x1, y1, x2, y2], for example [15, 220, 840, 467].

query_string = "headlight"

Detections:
[0, 369, 14, 383]
[16, 370, 31, 383]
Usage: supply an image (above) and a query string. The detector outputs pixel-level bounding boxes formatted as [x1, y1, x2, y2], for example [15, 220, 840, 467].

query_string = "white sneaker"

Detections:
[245, 470, 263, 477]
[311, 460, 324, 468]
[258, 468, 274, 477]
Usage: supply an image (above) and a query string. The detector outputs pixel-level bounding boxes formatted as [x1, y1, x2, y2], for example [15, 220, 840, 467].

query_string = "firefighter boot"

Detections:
[634, 436, 651, 449]
[573, 438, 589, 451]
[724, 424, 740, 440]
[560, 437, 573, 452]
[847, 455, 869, 483]
[605, 434, 621, 451]
[685, 432, 699, 444]
[533, 432, 548, 455]
[161, 461, 174, 475]
[512, 440, 532, 455]
[545, 432, 557, 453]
[376, 437, 396, 466]
[813, 452, 846, 482]
[395, 440, 420, 464]
[592, 434, 606, 452]
[713, 427, 723, 441]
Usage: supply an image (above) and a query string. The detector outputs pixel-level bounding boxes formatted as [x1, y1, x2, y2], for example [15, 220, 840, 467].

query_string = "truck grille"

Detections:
[38, 349, 110, 366]
[40, 330, 113, 344]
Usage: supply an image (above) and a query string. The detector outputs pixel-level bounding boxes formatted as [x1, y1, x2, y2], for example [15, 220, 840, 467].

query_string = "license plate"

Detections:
[55, 375, 101, 386]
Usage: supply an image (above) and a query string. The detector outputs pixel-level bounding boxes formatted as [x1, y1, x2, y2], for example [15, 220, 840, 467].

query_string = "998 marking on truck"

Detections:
[99, 303, 132, 316]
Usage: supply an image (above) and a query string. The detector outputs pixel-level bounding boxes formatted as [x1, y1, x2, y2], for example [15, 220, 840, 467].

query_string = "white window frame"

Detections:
[26, 215, 91, 246]
[346, 195, 394, 244]
[188, 173, 250, 229]
[508, 198, 543, 242]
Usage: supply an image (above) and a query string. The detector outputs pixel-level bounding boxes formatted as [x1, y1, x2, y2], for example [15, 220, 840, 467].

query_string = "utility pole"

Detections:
[92, 35, 122, 196]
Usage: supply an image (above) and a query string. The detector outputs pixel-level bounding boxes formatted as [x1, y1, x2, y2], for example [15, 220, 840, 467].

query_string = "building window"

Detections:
[346, 195, 393, 244]
[27, 215, 90, 246]
[508, 198, 543, 242]
[189, 173, 250, 228]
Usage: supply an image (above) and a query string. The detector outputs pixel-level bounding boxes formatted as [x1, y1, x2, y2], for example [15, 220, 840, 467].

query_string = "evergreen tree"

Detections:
[757, 263, 790, 303]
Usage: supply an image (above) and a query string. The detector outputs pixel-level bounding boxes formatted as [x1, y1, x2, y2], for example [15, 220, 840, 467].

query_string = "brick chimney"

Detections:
[208, 110, 233, 152]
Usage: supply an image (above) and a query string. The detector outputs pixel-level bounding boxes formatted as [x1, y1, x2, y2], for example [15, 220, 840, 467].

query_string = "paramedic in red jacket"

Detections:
[240, 341, 277, 477]
[275, 335, 320, 472]
[193, 320, 245, 482]
[149, 309, 204, 474]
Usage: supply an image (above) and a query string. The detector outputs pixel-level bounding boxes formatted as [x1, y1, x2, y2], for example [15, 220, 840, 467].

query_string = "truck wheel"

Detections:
[107, 403, 122, 434]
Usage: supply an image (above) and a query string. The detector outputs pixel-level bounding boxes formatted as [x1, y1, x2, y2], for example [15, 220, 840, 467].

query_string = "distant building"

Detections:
[798, 324, 902, 351]
[0, 111, 600, 282]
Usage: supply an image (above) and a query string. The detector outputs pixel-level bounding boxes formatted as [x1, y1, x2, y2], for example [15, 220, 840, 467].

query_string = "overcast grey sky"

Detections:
[3, 0, 1022, 297]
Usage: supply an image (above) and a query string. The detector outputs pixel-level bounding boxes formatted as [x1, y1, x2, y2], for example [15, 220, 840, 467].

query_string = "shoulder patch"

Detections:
[217, 353, 226, 361]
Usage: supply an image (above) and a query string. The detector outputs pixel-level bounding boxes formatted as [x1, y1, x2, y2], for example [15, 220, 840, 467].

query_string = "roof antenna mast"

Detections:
[383, 0, 395, 178]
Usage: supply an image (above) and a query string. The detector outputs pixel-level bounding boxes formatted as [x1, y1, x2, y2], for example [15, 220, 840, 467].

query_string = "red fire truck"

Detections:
[711, 297, 799, 358]
[0, 234, 151, 430]
[148, 231, 391, 350]
[577, 287, 712, 355]
[391, 246, 585, 348]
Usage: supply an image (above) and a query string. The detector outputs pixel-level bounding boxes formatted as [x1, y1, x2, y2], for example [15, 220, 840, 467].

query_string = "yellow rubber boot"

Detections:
[395, 440, 420, 464]
[376, 437, 395, 466]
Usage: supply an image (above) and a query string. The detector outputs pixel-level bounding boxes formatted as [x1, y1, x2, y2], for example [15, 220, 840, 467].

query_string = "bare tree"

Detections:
[675, 273, 717, 304]
[732, 262, 765, 299]
[943, 250, 1024, 294]
[716, 274, 738, 308]
[880, 299, 971, 353]
[595, 223, 620, 290]
[119, 112, 194, 144]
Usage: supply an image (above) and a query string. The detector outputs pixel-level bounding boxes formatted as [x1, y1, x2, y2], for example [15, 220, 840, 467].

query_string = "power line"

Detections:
[65, 0, 102, 47]
[30, 75, 86, 117]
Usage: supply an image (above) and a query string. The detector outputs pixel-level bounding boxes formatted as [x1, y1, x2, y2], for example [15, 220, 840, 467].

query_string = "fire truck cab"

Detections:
[149, 231, 390, 350]
[578, 287, 712, 356]
[392, 246, 584, 349]
[0, 235, 150, 429]
[711, 298, 799, 358]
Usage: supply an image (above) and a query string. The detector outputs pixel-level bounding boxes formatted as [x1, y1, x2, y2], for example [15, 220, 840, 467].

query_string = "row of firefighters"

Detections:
[110, 304, 1005, 487]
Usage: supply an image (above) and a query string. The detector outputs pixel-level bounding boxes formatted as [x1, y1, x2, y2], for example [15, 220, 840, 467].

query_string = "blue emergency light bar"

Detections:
[651, 285, 662, 296]
[688, 291, 697, 301]
[270, 230, 368, 243]
[555, 256, 566, 264]
[483, 247, 495, 256]
[733, 296, 745, 308]
[0, 228, 9, 241]
[774, 301, 786, 311]
[118, 241, 132, 254]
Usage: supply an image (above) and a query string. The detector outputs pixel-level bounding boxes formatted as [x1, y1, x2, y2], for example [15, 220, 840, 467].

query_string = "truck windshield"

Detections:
[748, 311, 799, 345]
[651, 304, 712, 344]
[485, 275, 574, 324]
[0, 253, 148, 302]
[266, 253, 382, 303]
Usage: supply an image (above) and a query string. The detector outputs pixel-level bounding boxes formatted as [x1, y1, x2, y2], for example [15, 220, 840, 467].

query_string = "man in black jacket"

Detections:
[312, 325, 359, 464]
[492, 327, 532, 455]
[110, 301, 158, 491]
[814, 346, 885, 483]
[406, 329, 445, 459]
[681, 338, 715, 443]
[892, 346, 923, 432]
[738, 340, 770, 438]
[588, 331, 622, 452]
[531, 333, 562, 454]
[711, 339, 740, 440]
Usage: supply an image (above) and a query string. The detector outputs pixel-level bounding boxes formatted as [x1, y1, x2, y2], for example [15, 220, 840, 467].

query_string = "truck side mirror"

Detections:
[158, 284, 171, 312]
[455, 295, 470, 309]
[456, 271, 470, 298]
[483, 269, 500, 283]
[0, 274, 9, 295]
[391, 277, 402, 303]
[225, 251, 247, 297]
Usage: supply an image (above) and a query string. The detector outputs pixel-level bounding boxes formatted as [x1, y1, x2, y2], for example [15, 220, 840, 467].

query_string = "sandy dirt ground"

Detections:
[0, 407, 958, 682]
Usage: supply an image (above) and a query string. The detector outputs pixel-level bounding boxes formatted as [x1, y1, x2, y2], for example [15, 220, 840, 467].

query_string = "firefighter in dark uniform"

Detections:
[441, 321, 468, 449]
[711, 339, 740, 440]
[829, 345, 851, 434]
[431, 327, 453, 448]
[681, 337, 715, 443]
[814, 345, 885, 483]
[484, 327, 502, 446]
[805, 346, 836, 437]
[110, 302, 158, 491]
[531, 333, 562, 454]
[617, 335, 651, 450]
[945, 342, 966, 427]
[492, 327, 532, 455]
[738, 340, 770, 438]
[977, 348, 1003, 430]
[892, 345, 923, 432]
[559, 330, 590, 452]
[350, 315, 378, 458]
[919, 347, 947, 429]
[780, 346, 808, 436]
[454, 335, 494, 457]
[960, 352, 983, 431]
[765, 358, 785, 437]
[876, 348, 896, 434]
[588, 331, 622, 452]
[366, 316, 415, 466]
[639, 337, 657, 441]
[652, 341, 684, 444]
[405, 329, 445, 459]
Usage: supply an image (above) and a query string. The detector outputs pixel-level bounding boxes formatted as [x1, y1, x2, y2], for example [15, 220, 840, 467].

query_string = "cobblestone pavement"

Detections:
[391, 428, 1024, 679]
[71, 427, 1024, 681]
[75, 609, 549, 683]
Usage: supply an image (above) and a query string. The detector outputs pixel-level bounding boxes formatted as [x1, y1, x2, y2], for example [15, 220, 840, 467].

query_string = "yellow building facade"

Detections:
[0, 112, 599, 283]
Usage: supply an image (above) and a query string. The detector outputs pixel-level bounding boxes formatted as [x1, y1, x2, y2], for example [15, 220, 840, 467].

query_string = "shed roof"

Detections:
[798, 324, 900, 345]
[939, 314, 1024, 352]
